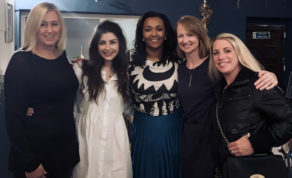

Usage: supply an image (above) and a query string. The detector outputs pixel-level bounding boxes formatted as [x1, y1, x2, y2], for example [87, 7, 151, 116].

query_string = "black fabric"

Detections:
[14, 168, 72, 178]
[213, 67, 292, 176]
[4, 51, 80, 173]
[177, 59, 215, 178]
[215, 67, 292, 147]
[225, 155, 288, 178]
[249, 130, 276, 153]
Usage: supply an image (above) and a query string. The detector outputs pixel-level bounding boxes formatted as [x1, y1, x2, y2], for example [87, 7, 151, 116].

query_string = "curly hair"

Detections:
[82, 20, 130, 103]
[132, 11, 178, 67]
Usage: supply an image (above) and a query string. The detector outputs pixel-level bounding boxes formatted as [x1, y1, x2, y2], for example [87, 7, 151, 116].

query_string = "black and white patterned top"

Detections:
[129, 59, 180, 116]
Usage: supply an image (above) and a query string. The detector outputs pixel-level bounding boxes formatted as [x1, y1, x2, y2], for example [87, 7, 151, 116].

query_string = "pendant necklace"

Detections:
[107, 73, 113, 81]
[188, 70, 193, 87]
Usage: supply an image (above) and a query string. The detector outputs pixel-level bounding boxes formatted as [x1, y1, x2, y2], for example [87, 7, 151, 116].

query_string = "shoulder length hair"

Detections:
[82, 20, 130, 103]
[176, 15, 210, 59]
[132, 11, 178, 67]
[23, 2, 66, 53]
[208, 33, 263, 81]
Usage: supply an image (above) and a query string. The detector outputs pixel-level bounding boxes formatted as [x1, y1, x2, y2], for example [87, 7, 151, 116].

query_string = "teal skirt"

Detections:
[131, 109, 183, 178]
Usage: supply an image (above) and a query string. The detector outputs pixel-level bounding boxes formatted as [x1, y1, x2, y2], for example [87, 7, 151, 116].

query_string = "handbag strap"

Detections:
[216, 102, 230, 145]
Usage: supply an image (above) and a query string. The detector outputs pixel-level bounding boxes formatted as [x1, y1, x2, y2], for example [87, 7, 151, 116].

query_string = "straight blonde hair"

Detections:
[23, 2, 66, 53]
[209, 33, 263, 81]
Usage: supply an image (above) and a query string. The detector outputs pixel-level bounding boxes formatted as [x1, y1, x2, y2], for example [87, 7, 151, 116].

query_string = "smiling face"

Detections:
[36, 10, 61, 49]
[212, 39, 241, 83]
[176, 23, 199, 56]
[142, 17, 166, 50]
[98, 32, 119, 63]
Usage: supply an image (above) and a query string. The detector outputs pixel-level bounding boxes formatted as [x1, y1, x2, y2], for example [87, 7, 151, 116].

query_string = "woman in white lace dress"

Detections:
[72, 21, 132, 178]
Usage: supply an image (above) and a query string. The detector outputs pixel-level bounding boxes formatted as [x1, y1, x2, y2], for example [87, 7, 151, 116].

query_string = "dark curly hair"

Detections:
[82, 20, 130, 103]
[131, 11, 178, 67]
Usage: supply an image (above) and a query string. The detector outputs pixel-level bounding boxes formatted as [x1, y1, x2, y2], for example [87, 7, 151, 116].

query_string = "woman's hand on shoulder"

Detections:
[254, 70, 278, 90]
[25, 164, 47, 178]
[228, 134, 254, 156]
[71, 57, 84, 71]
[71, 57, 84, 65]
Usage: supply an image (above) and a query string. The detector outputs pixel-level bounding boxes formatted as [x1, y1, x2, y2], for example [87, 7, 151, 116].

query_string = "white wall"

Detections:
[0, 0, 14, 75]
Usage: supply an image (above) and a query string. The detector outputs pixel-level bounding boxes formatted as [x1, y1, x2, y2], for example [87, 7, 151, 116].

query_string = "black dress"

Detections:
[177, 59, 215, 178]
[4, 51, 79, 178]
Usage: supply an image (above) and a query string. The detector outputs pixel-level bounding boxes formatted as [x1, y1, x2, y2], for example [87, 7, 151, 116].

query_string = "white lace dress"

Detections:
[72, 63, 132, 178]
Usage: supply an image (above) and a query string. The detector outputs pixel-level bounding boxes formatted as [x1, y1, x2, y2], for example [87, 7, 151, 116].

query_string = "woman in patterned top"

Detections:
[129, 11, 183, 178]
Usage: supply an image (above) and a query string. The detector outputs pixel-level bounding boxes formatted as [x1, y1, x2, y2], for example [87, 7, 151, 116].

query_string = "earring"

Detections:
[142, 38, 145, 42]
[164, 36, 167, 40]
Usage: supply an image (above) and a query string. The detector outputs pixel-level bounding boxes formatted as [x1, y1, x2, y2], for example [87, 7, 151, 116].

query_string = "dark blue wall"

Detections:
[207, 0, 292, 38]
[13, 0, 292, 71]
[14, 0, 292, 38]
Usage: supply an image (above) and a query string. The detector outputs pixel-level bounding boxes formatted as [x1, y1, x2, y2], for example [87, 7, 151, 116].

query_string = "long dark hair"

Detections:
[132, 11, 178, 67]
[82, 20, 129, 103]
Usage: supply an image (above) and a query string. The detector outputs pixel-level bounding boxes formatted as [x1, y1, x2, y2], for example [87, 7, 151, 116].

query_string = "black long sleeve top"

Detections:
[4, 50, 79, 172]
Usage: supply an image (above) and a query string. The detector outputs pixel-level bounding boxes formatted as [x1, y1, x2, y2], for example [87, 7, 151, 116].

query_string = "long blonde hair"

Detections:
[209, 33, 263, 80]
[23, 2, 66, 53]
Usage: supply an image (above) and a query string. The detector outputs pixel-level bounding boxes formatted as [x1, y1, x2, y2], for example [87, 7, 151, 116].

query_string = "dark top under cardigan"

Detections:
[4, 50, 79, 173]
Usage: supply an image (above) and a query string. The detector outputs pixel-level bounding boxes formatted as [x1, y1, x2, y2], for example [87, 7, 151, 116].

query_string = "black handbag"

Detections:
[225, 154, 287, 178]
[216, 102, 288, 178]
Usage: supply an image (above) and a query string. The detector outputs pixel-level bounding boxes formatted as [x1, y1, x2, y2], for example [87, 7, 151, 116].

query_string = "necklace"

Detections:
[188, 72, 193, 87]
[186, 57, 207, 87]
[106, 73, 113, 81]
[103, 65, 114, 81]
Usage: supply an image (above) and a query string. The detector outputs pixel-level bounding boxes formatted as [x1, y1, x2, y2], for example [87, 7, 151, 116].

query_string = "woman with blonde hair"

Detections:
[23, 2, 66, 54]
[5, 2, 79, 178]
[209, 33, 263, 80]
[176, 16, 278, 178]
[210, 32, 292, 177]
